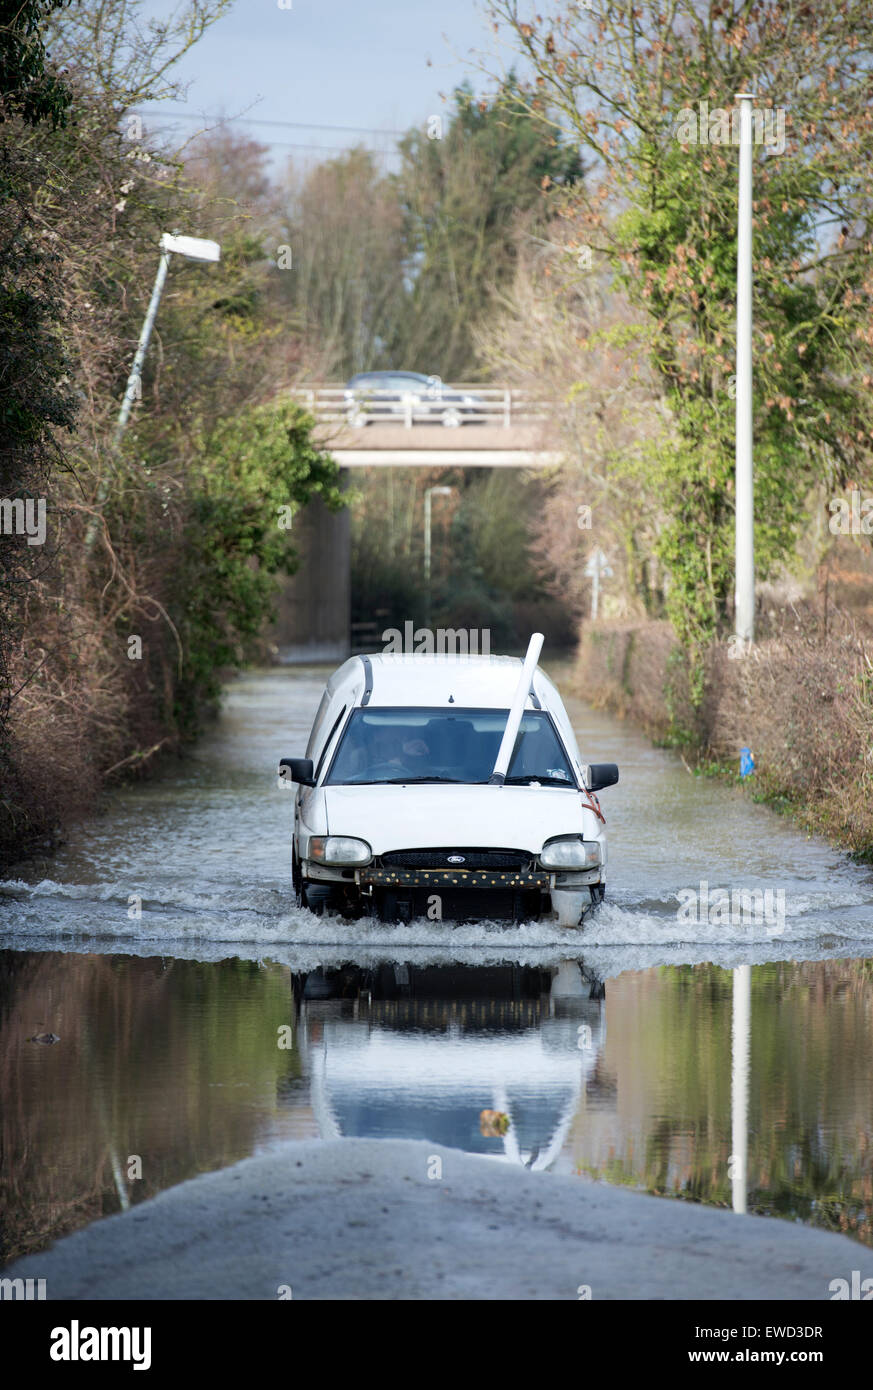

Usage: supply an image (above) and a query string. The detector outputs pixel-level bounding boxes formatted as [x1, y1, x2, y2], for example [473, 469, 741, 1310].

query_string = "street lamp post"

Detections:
[735, 92, 756, 644]
[112, 243, 170, 447]
[423, 485, 453, 626]
[85, 232, 221, 551]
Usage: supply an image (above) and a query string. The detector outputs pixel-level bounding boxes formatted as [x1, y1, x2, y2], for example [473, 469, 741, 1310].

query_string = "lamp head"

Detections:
[160, 232, 221, 262]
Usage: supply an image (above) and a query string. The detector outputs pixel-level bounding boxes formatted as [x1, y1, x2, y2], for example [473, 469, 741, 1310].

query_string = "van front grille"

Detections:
[379, 847, 531, 871]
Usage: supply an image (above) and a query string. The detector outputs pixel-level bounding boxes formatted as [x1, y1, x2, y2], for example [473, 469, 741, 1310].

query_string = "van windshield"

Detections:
[324, 707, 576, 786]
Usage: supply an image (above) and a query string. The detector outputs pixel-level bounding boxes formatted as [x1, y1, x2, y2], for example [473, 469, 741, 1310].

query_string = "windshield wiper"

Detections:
[378, 775, 474, 784]
[504, 774, 575, 786]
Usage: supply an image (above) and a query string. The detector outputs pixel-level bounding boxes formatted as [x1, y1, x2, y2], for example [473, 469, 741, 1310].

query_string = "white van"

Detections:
[278, 635, 618, 927]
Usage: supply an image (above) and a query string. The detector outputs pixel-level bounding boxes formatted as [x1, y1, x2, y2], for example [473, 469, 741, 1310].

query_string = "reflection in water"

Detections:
[571, 959, 873, 1246]
[0, 951, 305, 1265]
[289, 960, 606, 1168]
[731, 964, 751, 1215]
[2, 949, 873, 1266]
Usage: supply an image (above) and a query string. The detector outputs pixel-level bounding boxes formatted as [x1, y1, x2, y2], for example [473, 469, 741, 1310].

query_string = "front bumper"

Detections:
[303, 851, 602, 893]
[360, 867, 551, 890]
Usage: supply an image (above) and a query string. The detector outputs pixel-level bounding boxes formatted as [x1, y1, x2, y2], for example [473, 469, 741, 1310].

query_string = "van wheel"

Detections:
[377, 890, 398, 923]
[376, 889, 413, 923]
[302, 884, 338, 916]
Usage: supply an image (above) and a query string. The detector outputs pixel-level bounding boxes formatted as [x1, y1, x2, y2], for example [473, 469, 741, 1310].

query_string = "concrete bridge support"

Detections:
[268, 480, 350, 664]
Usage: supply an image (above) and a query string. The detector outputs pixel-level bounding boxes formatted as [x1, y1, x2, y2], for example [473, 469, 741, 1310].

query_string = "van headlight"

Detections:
[309, 836, 372, 866]
[539, 836, 601, 870]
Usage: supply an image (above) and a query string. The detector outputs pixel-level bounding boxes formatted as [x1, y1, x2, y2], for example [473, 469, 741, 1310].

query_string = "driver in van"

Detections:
[367, 726, 430, 771]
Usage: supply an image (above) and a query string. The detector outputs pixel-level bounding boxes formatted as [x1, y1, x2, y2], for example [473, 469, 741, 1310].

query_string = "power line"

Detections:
[244, 141, 399, 155]
[130, 107, 407, 137]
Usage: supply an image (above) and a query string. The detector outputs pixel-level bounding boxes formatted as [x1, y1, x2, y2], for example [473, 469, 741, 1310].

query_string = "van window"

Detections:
[314, 705, 347, 781]
[324, 707, 575, 786]
[305, 689, 332, 761]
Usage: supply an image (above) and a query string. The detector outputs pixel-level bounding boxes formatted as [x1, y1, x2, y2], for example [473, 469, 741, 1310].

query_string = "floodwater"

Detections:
[1, 665, 873, 1266]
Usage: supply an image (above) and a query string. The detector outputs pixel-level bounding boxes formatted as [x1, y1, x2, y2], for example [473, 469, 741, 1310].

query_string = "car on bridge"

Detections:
[278, 635, 618, 927]
[343, 370, 484, 427]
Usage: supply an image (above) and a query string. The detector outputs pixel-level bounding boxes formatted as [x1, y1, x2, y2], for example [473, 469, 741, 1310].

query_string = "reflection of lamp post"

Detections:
[731, 963, 751, 1214]
[423, 485, 453, 623]
[85, 231, 221, 551]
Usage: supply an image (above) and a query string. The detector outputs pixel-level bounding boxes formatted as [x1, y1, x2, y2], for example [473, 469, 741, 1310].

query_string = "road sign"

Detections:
[584, 548, 612, 619]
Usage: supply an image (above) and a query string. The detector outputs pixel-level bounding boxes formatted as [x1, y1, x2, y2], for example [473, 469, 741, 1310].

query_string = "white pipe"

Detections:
[489, 632, 544, 785]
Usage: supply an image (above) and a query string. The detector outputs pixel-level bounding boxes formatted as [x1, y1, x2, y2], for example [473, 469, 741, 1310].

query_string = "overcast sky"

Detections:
[138, 0, 518, 169]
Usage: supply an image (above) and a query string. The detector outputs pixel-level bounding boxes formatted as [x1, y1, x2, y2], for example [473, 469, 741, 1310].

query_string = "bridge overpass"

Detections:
[292, 384, 562, 468]
[270, 385, 564, 662]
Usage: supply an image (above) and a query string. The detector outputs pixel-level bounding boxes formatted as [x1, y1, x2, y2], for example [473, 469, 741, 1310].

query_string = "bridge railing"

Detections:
[287, 384, 549, 429]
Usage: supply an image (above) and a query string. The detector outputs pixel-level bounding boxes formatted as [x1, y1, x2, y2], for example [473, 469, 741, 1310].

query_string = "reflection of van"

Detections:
[290, 963, 606, 1168]
[278, 637, 618, 927]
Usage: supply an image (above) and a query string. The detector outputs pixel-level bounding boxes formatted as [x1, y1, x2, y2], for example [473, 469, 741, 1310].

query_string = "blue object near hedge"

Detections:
[740, 746, 755, 778]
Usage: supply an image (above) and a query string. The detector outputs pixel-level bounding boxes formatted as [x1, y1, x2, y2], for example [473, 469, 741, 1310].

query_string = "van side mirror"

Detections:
[587, 763, 619, 792]
[279, 757, 315, 787]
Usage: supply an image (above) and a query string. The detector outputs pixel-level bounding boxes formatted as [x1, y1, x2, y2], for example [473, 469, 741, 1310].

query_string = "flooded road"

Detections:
[2, 666, 873, 1265]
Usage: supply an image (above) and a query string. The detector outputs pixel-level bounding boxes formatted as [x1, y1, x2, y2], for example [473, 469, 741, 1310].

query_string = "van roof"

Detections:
[325, 652, 559, 711]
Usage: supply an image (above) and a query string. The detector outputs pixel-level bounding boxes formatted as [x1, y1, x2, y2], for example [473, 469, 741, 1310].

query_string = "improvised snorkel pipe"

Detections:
[488, 632, 544, 786]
